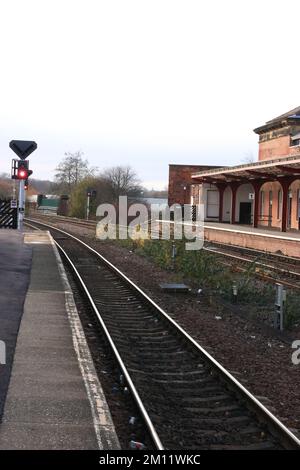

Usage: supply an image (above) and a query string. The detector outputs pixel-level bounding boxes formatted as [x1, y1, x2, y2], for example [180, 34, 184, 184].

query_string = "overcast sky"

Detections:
[0, 0, 299, 189]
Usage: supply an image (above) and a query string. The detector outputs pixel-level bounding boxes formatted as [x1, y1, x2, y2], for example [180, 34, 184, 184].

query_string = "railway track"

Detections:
[32, 213, 96, 228]
[203, 242, 300, 289]
[30, 213, 300, 289]
[25, 218, 300, 450]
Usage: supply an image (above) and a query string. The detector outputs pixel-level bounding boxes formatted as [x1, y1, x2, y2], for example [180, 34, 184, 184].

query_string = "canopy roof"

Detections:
[192, 155, 300, 183]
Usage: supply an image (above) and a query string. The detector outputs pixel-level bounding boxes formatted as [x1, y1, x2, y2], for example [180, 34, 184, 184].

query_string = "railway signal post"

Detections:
[9, 140, 37, 230]
[86, 189, 96, 220]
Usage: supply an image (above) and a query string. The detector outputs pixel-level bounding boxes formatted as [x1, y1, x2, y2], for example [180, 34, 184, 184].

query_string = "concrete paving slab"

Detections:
[10, 359, 86, 379]
[0, 422, 100, 450]
[0, 231, 120, 449]
[204, 222, 300, 257]
[205, 221, 300, 240]
[3, 397, 97, 425]
[7, 375, 89, 400]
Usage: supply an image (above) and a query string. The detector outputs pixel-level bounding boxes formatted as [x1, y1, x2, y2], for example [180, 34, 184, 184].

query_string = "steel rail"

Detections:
[56, 243, 164, 450]
[25, 217, 300, 449]
[31, 214, 300, 284]
[33, 214, 300, 263]
[204, 247, 300, 279]
[205, 240, 300, 263]
[25, 220, 163, 450]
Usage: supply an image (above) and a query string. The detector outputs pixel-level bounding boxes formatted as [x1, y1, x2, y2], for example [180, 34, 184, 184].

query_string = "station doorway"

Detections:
[239, 202, 252, 224]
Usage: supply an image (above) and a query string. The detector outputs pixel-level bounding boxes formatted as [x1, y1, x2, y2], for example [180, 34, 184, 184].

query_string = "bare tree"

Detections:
[102, 165, 142, 202]
[0, 179, 12, 199]
[55, 151, 96, 193]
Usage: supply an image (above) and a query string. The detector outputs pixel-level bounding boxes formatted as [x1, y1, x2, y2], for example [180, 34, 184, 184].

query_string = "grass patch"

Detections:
[115, 236, 300, 329]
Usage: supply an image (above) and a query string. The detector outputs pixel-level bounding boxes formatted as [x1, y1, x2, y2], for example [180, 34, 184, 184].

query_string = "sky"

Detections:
[1, 0, 300, 189]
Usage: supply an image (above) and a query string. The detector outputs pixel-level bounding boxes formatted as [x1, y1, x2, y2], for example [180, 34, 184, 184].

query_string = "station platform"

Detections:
[204, 222, 300, 257]
[0, 230, 119, 450]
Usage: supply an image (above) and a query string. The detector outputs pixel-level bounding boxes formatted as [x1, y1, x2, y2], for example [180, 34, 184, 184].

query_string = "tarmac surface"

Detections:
[0, 231, 32, 418]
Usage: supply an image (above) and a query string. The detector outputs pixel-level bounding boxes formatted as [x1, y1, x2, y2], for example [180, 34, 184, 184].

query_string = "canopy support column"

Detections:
[278, 177, 297, 232]
[278, 178, 290, 232]
[216, 184, 226, 222]
[252, 181, 263, 228]
[229, 182, 239, 224]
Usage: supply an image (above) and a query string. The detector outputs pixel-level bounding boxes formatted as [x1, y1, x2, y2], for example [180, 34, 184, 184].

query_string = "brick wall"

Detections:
[204, 226, 300, 257]
[168, 164, 220, 206]
[257, 124, 300, 161]
[258, 135, 291, 161]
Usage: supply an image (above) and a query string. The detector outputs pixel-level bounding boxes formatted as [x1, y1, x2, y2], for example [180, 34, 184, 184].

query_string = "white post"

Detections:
[275, 283, 286, 331]
[18, 179, 25, 230]
[86, 194, 90, 220]
[12, 179, 16, 200]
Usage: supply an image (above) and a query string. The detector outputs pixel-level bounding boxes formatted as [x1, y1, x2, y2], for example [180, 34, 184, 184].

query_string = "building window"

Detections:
[290, 133, 300, 146]
[291, 138, 300, 147]
[277, 190, 282, 219]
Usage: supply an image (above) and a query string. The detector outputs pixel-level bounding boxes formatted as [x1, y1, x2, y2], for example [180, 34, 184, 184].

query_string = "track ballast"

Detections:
[25, 218, 300, 450]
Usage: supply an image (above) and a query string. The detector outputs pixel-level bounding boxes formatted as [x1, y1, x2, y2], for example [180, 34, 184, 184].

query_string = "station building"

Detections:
[169, 106, 300, 232]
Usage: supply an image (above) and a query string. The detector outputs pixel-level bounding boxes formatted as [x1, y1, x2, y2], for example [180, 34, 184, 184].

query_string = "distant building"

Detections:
[138, 197, 168, 207]
[35, 194, 69, 216]
[168, 164, 221, 207]
[37, 196, 60, 214]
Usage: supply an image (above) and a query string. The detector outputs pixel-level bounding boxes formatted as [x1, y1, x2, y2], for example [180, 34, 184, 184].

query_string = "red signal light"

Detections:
[17, 168, 28, 180]
[16, 161, 30, 180]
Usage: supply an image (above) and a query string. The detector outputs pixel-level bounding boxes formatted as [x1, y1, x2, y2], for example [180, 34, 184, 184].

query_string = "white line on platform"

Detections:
[158, 219, 300, 241]
[50, 234, 120, 450]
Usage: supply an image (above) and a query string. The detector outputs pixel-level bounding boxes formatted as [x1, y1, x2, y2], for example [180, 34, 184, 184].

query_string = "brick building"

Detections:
[168, 164, 221, 207]
[169, 106, 300, 232]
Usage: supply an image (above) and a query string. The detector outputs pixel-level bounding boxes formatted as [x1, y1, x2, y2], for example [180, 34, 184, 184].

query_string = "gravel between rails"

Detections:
[28, 217, 300, 436]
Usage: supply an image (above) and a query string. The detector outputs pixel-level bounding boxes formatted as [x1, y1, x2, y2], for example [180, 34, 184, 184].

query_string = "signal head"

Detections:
[16, 160, 30, 180]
